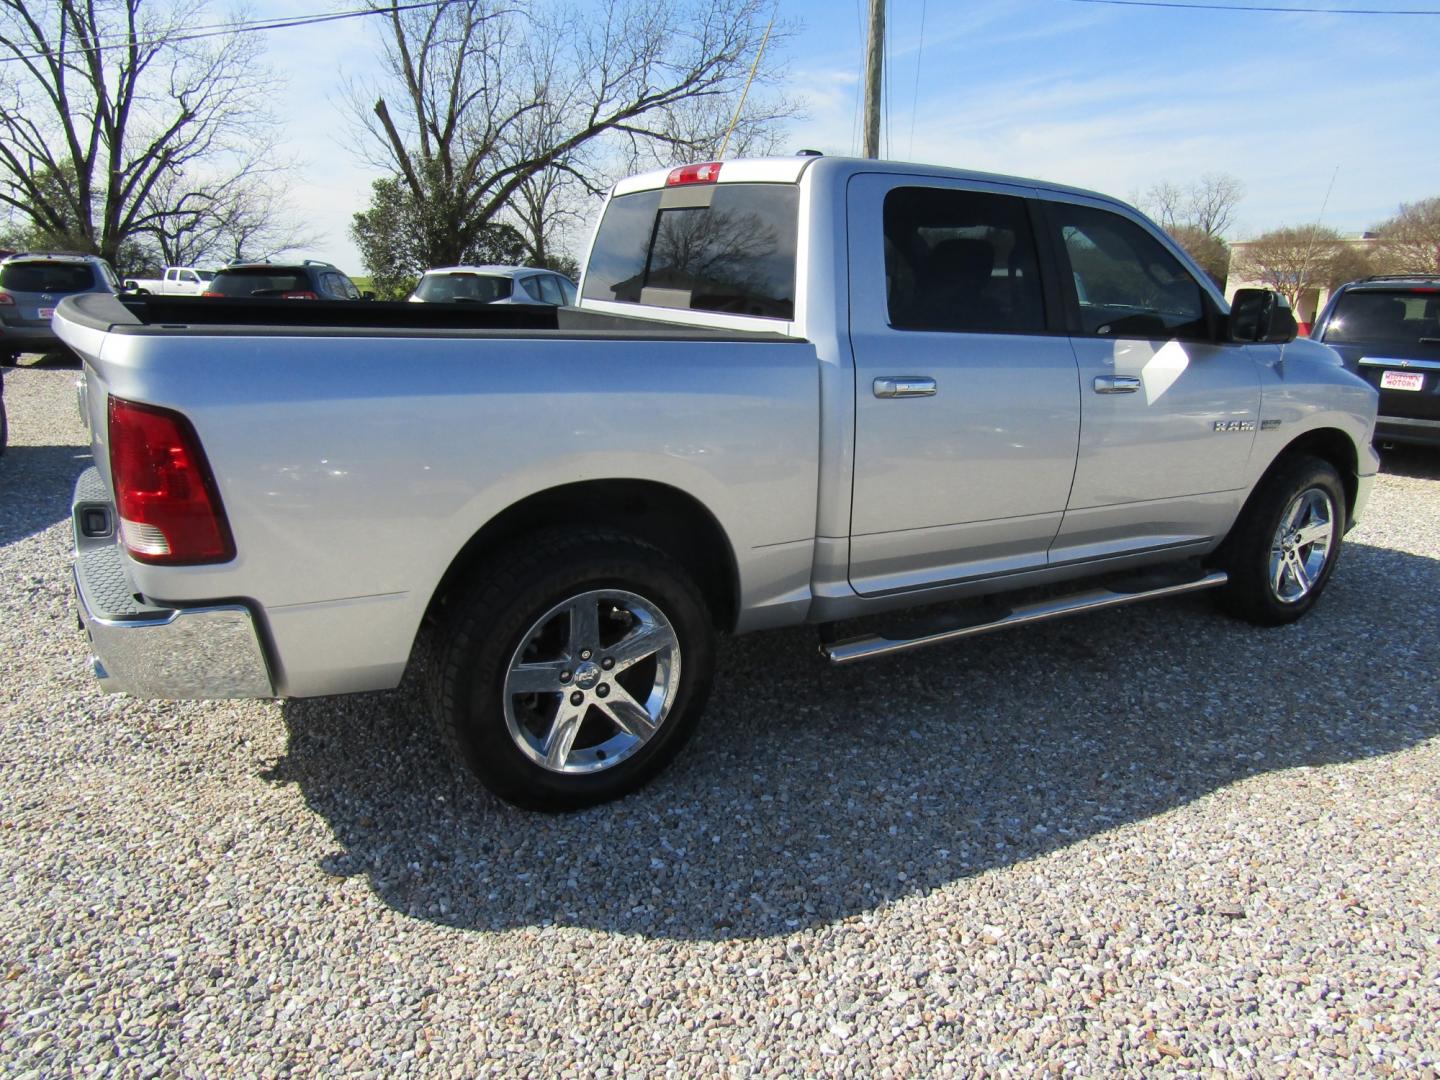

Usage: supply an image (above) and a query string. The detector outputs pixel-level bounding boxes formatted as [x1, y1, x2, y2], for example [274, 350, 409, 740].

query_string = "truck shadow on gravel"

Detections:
[270, 539, 1440, 942]
[0, 445, 92, 546]
[1378, 445, 1440, 480]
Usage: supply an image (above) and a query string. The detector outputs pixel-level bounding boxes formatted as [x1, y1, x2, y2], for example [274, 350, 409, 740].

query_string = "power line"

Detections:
[0, 0, 458, 66]
[1064, 0, 1440, 14]
[908, 0, 927, 160]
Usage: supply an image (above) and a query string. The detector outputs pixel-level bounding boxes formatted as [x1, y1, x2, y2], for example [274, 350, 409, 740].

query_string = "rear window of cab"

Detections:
[582, 183, 799, 320]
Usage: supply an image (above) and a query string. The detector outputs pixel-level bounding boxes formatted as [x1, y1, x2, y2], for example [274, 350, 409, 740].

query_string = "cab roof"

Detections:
[611, 154, 1123, 208]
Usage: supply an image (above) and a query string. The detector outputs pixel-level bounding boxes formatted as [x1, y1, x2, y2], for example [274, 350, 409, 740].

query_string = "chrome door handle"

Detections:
[874, 376, 936, 399]
[1093, 375, 1141, 394]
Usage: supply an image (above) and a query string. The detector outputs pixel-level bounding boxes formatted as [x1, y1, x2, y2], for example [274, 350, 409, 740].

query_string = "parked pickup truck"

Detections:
[56, 156, 1379, 810]
[121, 265, 216, 296]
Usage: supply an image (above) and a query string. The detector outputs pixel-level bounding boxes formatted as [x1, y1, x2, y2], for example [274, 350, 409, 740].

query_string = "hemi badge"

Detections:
[1261, 419, 1282, 431]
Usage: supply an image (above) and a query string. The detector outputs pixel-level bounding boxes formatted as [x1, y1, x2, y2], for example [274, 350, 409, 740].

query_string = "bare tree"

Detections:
[347, 0, 796, 274]
[1233, 226, 1372, 309]
[142, 165, 323, 268]
[0, 0, 287, 264]
[1139, 173, 1244, 285]
[1141, 173, 1244, 238]
[1373, 197, 1440, 275]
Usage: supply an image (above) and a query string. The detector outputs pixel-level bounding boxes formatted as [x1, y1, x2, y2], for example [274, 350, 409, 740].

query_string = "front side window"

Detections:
[582, 183, 799, 319]
[1052, 205, 1207, 339]
[883, 186, 1046, 334]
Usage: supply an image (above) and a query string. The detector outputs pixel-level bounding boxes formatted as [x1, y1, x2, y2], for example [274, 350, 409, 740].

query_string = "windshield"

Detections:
[198, 270, 216, 281]
[0, 261, 95, 293]
[207, 269, 312, 297]
[414, 273, 514, 302]
[1323, 289, 1440, 344]
[582, 182, 799, 320]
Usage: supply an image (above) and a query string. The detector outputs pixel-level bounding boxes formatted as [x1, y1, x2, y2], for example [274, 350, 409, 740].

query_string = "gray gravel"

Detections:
[2, 361, 1438, 1077]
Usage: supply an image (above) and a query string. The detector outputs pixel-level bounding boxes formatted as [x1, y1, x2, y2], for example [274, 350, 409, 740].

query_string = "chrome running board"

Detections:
[819, 570, 1228, 665]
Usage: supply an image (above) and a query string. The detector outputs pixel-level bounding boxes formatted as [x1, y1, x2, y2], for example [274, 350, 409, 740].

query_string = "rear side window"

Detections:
[884, 187, 1046, 333]
[415, 273, 514, 303]
[1051, 205, 1207, 339]
[0, 261, 96, 292]
[534, 274, 564, 304]
[582, 183, 799, 320]
[208, 270, 311, 297]
[1323, 290, 1439, 344]
[320, 272, 360, 300]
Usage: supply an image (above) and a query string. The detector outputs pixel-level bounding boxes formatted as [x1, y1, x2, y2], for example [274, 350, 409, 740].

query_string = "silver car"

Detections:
[0, 252, 120, 363]
[409, 265, 578, 306]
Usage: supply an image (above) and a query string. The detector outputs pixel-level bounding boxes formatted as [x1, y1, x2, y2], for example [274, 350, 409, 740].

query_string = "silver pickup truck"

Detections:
[57, 156, 1379, 810]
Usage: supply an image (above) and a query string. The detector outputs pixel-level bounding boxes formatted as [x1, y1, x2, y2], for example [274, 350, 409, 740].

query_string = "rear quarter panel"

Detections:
[71, 329, 820, 695]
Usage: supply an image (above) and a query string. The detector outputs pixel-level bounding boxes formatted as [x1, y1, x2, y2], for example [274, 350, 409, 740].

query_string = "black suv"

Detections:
[203, 260, 372, 301]
[1311, 275, 1440, 447]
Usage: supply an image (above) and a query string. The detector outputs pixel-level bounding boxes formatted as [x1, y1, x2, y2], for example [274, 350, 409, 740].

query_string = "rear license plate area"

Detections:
[1380, 370, 1425, 392]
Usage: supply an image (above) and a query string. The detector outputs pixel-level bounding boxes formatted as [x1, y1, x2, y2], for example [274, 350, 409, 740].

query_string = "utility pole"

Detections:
[862, 0, 885, 158]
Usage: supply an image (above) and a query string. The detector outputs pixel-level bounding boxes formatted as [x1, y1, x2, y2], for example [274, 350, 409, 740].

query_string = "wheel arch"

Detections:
[1218, 425, 1360, 561]
[1265, 426, 1360, 519]
[424, 478, 741, 633]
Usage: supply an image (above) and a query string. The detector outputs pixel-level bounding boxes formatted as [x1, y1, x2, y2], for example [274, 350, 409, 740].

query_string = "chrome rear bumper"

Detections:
[72, 467, 274, 699]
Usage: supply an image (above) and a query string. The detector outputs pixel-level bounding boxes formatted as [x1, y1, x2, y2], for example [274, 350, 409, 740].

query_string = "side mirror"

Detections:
[1229, 288, 1298, 344]
[122, 279, 138, 291]
[362, 291, 376, 301]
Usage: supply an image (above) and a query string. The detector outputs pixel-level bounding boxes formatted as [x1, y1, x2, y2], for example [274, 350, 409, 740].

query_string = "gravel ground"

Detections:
[2, 361, 1438, 1077]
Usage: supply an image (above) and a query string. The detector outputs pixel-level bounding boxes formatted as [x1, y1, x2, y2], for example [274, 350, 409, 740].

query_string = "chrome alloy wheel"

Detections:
[502, 589, 681, 774]
[1269, 487, 1336, 604]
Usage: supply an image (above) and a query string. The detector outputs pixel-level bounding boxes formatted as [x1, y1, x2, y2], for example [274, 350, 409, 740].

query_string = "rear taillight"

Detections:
[108, 396, 234, 565]
[200, 290, 223, 298]
[666, 162, 722, 186]
[0, 292, 14, 305]
[280, 291, 318, 300]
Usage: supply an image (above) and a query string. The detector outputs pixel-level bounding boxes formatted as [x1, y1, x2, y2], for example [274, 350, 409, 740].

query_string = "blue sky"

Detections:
[251, 0, 1440, 272]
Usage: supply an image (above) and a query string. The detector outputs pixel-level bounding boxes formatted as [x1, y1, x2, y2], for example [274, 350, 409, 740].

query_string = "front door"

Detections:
[1040, 199, 1261, 564]
[846, 175, 1081, 595]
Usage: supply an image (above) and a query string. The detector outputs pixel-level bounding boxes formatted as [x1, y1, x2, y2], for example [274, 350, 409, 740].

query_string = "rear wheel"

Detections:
[1217, 455, 1346, 626]
[434, 530, 715, 811]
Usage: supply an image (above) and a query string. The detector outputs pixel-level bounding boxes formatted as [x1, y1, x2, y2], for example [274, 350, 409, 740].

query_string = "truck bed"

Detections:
[61, 293, 801, 341]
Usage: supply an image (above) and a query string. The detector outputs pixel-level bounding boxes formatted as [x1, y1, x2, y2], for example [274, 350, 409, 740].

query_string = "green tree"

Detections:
[352, 175, 528, 299]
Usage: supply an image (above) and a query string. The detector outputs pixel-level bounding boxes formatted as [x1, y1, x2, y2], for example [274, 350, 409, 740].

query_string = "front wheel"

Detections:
[1217, 455, 1346, 626]
[433, 531, 716, 811]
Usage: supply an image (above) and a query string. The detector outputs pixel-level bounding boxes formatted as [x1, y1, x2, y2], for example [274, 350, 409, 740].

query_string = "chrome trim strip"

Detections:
[1358, 356, 1440, 371]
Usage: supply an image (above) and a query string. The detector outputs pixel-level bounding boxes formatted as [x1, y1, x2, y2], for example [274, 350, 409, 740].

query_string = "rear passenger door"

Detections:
[846, 175, 1081, 595]
[1040, 198, 1261, 563]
